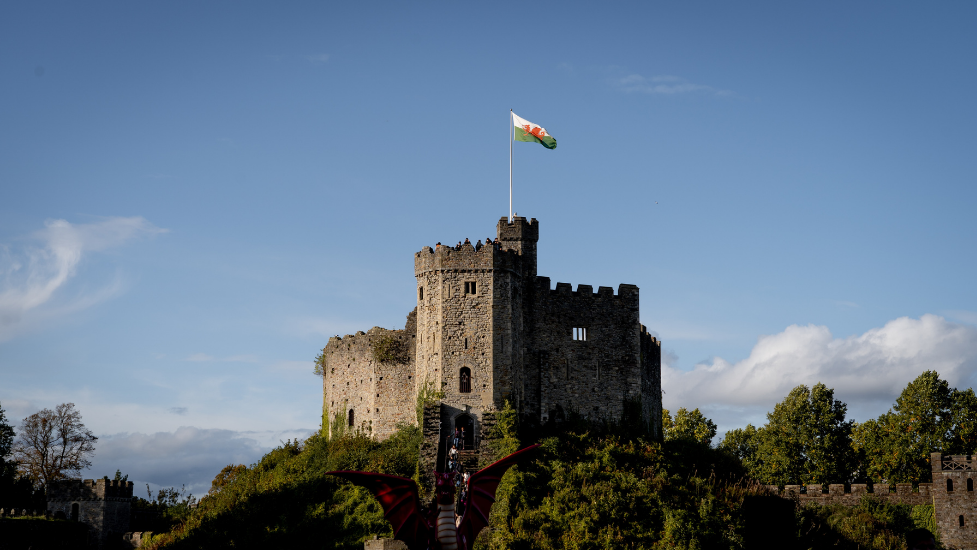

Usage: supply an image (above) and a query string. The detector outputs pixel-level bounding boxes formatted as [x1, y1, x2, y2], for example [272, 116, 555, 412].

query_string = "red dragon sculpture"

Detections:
[327, 443, 539, 550]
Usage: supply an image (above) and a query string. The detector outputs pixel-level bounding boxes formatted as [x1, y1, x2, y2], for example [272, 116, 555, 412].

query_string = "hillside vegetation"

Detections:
[144, 395, 941, 550]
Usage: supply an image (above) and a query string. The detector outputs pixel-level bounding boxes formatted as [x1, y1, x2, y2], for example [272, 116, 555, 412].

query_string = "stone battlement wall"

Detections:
[47, 478, 134, 501]
[764, 483, 934, 507]
[413, 243, 525, 276]
[538, 279, 640, 303]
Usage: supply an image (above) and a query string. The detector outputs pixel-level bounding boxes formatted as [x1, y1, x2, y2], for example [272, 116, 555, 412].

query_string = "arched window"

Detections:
[968, 478, 974, 492]
[348, 409, 354, 427]
[459, 367, 471, 393]
[947, 479, 954, 492]
[71, 503, 79, 521]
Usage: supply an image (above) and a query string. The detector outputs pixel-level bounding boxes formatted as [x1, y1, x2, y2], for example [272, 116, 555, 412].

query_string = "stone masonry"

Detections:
[47, 477, 133, 549]
[321, 216, 663, 483]
[932, 453, 976, 549]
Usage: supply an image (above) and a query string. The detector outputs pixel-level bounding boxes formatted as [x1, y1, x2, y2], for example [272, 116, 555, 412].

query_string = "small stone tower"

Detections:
[47, 477, 133, 549]
[931, 452, 976, 548]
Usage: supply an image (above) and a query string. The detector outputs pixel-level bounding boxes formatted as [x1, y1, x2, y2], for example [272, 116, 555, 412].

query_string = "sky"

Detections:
[1, 2, 976, 496]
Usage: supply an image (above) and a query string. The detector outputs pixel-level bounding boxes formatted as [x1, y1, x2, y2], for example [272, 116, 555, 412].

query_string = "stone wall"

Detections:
[640, 327, 663, 440]
[417, 403, 441, 495]
[763, 482, 934, 507]
[321, 311, 416, 440]
[761, 453, 977, 548]
[533, 280, 642, 425]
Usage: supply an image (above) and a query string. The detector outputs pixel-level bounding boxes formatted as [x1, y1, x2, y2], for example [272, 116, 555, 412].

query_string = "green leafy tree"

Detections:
[853, 370, 976, 483]
[722, 383, 855, 485]
[665, 407, 717, 445]
[717, 424, 761, 472]
[0, 401, 40, 509]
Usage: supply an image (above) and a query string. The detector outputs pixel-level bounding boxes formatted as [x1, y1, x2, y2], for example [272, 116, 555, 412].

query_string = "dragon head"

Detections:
[433, 471, 457, 504]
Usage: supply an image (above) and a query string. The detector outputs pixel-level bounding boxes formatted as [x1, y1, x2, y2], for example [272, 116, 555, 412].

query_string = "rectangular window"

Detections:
[418, 287, 424, 301]
[465, 281, 477, 294]
[573, 327, 588, 341]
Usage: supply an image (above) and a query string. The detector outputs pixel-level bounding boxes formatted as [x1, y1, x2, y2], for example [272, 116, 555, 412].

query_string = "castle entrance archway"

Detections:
[455, 414, 475, 449]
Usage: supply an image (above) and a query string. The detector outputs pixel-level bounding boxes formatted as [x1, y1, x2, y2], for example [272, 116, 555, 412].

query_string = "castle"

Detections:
[320, 216, 663, 459]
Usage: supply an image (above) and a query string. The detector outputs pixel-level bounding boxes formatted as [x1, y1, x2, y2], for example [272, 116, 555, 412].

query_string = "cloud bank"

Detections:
[664, 314, 977, 431]
[90, 426, 314, 494]
[0, 216, 165, 340]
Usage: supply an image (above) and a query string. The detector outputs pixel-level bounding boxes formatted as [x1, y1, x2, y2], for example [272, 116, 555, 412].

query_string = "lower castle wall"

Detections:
[322, 319, 416, 439]
[764, 483, 934, 507]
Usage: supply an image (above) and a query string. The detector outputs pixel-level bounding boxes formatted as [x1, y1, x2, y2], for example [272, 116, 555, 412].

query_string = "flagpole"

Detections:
[509, 109, 513, 223]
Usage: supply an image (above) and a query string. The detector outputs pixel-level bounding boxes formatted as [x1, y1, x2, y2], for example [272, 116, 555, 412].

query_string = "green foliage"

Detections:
[371, 334, 407, 364]
[147, 426, 423, 550]
[664, 407, 717, 445]
[796, 497, 944, 550]
[415, 377, 445, 425]
[0, 401, 42, 511]
[852, 371, 977, 483]
[481, 421, 759, 550]
[719, 383, 856, 485]
[313, 348, 326, 376]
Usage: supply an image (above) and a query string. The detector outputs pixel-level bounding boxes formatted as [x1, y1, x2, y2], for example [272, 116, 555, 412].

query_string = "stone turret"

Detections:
[47, 477, 133, 549]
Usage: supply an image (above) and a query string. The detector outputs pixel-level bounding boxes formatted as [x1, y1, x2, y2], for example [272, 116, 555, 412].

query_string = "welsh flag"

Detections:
[513, 112, 557, 149]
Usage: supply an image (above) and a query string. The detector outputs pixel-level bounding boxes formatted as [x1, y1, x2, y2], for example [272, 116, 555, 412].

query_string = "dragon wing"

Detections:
[326, 470, 431, 550]
[456, 444, 540, 550]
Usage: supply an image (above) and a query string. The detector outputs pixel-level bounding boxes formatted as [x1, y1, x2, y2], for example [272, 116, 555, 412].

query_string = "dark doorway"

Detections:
[456, 414, 475, 449]
[71, 503, 79, 521]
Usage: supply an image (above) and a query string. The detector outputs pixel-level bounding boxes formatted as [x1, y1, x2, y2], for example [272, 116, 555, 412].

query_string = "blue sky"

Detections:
[2, 2, 976, 494]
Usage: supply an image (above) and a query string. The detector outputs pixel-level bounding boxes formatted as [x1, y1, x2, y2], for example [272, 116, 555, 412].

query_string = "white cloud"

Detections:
[664, 314, 977, 432]
[0, 217, 166, 340]
[617, 74, 732, 96]
[306, 53, 329, 63]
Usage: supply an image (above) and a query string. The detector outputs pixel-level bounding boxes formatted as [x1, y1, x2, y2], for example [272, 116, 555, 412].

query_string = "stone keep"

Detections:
[47, 477, 133, 548]
[321, 216, 663, 448]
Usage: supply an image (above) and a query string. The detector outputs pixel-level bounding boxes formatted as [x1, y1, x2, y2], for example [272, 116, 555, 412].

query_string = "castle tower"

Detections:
[413, 217, 539, 448]
[931, 453, 976, 549]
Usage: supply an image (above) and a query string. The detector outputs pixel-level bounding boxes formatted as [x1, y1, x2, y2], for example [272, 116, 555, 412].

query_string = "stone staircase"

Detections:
[455, 449, 478, 472]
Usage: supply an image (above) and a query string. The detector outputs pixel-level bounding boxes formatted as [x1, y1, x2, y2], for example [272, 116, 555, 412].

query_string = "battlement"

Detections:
[764, 483, 934, 507]
[933, 453, 976, 472]
[497, 216, 539, 243]
[46, 478, 134, 501]
[414, 241, 522, 275]
[537, 278, 639, 303]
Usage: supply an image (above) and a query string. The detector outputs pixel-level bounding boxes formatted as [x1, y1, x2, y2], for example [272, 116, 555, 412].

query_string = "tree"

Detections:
[852, 370, 976, 483]
[664, 407, 718, 445]
[0, 401, 40, 509]
[720, 383, 855, 485]
[13, 403, 98, 487]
